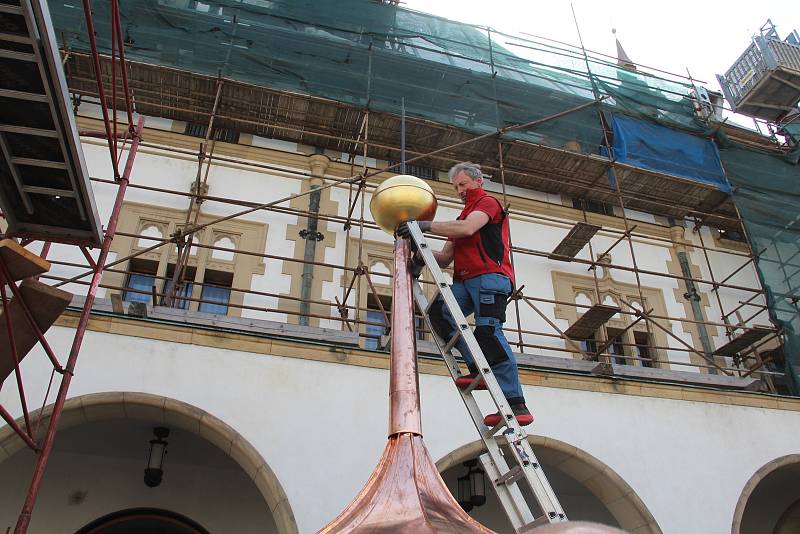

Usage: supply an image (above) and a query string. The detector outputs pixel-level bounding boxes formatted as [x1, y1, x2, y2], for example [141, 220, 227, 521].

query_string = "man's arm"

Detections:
[428, 210, 489, 239]
[432, 241, 454, 268]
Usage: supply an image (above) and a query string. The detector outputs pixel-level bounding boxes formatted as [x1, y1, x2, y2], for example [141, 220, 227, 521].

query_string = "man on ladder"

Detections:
[397, 161, 532, 426]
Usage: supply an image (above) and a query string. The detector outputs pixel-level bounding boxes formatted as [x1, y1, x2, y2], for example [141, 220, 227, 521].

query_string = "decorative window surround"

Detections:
[342, 238, 446, 348]
[552, 263, 670, 368]
[105, 202, 266, 317]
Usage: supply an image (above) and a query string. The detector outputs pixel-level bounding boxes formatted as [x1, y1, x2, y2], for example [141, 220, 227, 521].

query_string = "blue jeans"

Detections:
[434, 273, 524, 404]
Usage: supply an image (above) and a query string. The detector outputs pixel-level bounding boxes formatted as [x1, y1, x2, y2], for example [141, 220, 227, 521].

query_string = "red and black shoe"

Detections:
[455, 371, 487, 390]
[484, 402, 534, 427]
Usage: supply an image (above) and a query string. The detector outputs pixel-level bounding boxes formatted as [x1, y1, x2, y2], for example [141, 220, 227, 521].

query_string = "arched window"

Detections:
[137, 224, 163, 248]
[211, 236, 236, 261]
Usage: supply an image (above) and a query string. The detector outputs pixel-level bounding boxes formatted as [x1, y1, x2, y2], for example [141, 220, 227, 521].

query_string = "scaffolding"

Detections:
[1, 0, 798, 531]
[0, 0, 144, 531]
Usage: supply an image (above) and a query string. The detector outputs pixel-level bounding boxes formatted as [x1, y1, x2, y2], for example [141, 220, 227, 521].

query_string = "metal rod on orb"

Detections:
[401, 97, 406, 175]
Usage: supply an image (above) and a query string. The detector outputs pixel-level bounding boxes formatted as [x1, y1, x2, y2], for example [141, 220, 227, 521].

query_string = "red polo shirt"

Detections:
[452, 187, 515, 285]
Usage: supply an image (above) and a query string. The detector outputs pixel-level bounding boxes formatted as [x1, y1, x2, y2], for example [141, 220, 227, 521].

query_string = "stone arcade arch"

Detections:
[0, 392, 298, 534]
[732, 454, 800, 534]
[437, 436, 661, 533]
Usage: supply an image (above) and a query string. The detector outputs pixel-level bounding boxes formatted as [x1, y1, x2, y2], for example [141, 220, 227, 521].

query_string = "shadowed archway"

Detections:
[0, 392, 298, 534]
[732, 454, 800, 534]
[437, 435, 660, 533]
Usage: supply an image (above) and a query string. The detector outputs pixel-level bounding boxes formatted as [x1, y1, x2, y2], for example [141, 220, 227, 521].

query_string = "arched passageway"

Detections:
[438, 436, 660, 533]
[733, 455, 800, 534]
[0, 392, 298, 534]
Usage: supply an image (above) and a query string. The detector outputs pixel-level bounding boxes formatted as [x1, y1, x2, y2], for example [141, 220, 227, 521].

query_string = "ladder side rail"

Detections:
[407, 224, 519, 424]
[411, 282, 461, 380]
[479, 453, 537, 529]
[507, 436, 567, 522]
[413, 279, 535, 529]
[406, 222, 567, 526]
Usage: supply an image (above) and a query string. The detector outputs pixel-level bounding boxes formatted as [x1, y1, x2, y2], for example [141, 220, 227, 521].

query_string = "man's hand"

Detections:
[395, 220, 431, 239]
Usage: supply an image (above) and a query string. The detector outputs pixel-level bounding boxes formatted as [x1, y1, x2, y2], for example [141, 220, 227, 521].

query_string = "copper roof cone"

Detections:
[319, 239, 493, 533]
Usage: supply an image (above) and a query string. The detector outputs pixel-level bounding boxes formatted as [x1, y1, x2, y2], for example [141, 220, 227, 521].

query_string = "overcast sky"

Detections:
[402, 0, 798, 121]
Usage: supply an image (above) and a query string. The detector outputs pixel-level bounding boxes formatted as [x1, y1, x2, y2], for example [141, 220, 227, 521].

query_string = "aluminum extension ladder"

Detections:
[405, 221, 567, 532]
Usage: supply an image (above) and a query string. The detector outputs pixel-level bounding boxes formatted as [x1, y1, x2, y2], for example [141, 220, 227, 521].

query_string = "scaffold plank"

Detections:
[549, 222, 601, 260]
[0, 238, 50, 281]
[715, 326, 772, 357]
[564, 304, 620, 340]
[0, 278, 72, 386]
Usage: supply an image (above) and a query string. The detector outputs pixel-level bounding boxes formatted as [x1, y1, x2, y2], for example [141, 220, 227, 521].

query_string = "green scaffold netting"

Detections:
[47, 0, 707, 152]
[723, 145, 800, 394]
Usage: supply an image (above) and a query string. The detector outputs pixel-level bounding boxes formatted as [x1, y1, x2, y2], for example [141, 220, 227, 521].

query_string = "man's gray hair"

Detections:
[448, 162, 483, 182]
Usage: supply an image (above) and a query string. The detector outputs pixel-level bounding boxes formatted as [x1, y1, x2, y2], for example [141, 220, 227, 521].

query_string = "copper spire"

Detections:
[318, 239, 493, 533]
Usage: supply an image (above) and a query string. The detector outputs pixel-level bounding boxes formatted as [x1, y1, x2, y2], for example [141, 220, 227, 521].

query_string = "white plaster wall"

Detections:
[64, 131, 770, 370]
[2, 328, 800, 534]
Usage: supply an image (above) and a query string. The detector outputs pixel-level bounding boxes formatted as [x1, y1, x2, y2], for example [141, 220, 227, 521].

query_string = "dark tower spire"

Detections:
[613, 28, 637, 70]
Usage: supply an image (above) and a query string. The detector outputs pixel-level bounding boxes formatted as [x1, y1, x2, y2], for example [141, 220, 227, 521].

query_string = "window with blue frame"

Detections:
[199, 283, 231, 314]
[198, 269, 233, 315]
[365, 308, 388, 350]
[579, 335, 597, 356]
[124, 272, 156, 304]
[364, 294, 424, 350]
[122, 259, 232, 314]
[164, 264, 197, 309]
[123, 259, 159, 304]
[164, 280, 194, 309]
[634, 331, 653, 368]
[606, 328, 628, 365]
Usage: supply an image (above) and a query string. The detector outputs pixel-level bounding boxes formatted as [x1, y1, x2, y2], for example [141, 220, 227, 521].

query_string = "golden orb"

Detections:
[370, 175, 437, 234]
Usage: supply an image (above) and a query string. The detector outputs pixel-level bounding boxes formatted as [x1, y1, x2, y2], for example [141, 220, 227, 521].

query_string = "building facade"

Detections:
[1, 1, 800, 533]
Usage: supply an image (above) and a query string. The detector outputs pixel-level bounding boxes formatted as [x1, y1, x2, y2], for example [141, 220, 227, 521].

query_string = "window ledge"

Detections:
[70, 295, 359, 347]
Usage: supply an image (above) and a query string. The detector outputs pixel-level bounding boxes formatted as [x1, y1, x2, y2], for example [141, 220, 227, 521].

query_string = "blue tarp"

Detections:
[610, 114, 731, 192]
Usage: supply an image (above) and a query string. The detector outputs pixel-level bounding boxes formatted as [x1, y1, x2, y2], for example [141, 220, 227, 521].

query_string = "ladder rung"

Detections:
[495, 465, 524, 486]
[462, 374, 486, 394]
[519, 515, 555, 533]
[484, 420, 506, 438]
[443, 331, 462, 354]
[423, 289, 442, 315]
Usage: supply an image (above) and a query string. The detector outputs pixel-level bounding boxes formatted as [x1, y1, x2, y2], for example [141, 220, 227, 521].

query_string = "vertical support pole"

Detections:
[111, 0, 134, 126]
[355, 41, 373, 334]
[578, 200, 607, 362]
[610, 169, 658, 363]
[167, 78, 223, 307]
[496, 141, 524, 352]
[38, 242, 51, 261]
[80, 0, 120, 179]
[355, 110, 369, 331]
[0, 270, 32, 436]
[400, 97, 406, 175]
[339, 111, 367, 325]
[14, 117, 144, 534]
